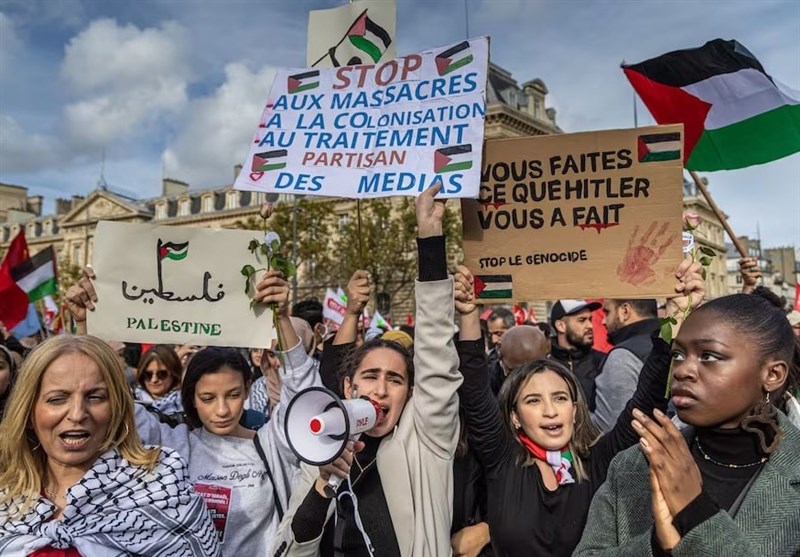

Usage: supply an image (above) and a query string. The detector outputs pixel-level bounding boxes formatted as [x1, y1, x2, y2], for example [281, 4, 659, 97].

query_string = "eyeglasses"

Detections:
[143, 369, 170, 382]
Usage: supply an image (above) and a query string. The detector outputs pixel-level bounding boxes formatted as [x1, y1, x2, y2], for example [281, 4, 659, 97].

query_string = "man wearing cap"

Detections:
[592, 298, 660, 432]
[549, 300, 606, 411]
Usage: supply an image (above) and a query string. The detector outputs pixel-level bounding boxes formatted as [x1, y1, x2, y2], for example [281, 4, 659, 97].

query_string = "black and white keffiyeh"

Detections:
[0, 448, 220, 557]
[133, 388, 184, 415]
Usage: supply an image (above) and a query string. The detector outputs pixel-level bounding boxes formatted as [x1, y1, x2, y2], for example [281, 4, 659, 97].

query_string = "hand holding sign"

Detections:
[65, 266, 98, 335]
[254, 270, 291, 317]
[416, 183, 445, 238]
[346, 270, 371, 316]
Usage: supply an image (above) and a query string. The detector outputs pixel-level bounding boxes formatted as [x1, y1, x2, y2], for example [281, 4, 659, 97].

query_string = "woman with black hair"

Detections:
[575, 287, 800, 556]
[272, 184, 463, 557]
[65, 269, 320, 556]
[451, 260, 705, 557]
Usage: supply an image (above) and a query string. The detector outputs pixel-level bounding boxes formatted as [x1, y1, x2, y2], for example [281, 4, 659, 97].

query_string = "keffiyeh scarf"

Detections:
[0, 448, 220, 557]
[518, 431, 576, 485]
[134, 388, 184, 415]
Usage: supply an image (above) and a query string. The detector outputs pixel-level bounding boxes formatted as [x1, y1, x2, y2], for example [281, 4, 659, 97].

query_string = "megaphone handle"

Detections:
[323, 433, 362, 498]
[324, 475, 343, 498]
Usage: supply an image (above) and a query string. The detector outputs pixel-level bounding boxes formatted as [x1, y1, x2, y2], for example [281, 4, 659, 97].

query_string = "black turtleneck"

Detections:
[651, 426, 769, 556]
[333, 433, 400, 557]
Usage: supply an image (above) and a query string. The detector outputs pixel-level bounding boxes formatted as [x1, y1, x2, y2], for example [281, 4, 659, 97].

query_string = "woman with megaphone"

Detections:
[273, 183, 462, 557]
[64, 269, 320, 557]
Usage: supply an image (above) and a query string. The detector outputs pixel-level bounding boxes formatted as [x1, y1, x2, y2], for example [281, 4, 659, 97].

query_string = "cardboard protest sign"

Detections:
[307, 1, 396, 69]
[234, 37, 489, 199]
[462, 125, 684, 301]
[87, 222, 277, 348]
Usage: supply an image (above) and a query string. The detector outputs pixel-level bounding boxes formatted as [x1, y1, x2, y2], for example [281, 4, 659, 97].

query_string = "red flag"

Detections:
[588, 298, 612, 353]
[406, 313, 414, 327]
[0, 231, 31, 330]
[512, 305, 528, 325]
[794, 284, 800, 313]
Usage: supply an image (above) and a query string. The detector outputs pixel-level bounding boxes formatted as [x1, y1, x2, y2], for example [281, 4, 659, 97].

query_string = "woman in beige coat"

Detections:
[271, 184, 462, 557]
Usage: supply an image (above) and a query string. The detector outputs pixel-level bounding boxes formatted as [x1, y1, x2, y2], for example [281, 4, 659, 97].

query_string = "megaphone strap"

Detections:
[336, 475, 376, 557]
[253, 435, 285, 521]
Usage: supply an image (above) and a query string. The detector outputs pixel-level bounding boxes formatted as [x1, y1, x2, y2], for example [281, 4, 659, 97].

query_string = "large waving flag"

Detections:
[0, 231, 30, 329]
[623, 39, 800, 171]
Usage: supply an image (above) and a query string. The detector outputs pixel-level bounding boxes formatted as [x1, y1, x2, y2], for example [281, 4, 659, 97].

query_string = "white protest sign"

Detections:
[87, 222, 277, 348]
[307, 1, 396, 69]
[323, 288, 346, 325]
[234, 37, 489, 199]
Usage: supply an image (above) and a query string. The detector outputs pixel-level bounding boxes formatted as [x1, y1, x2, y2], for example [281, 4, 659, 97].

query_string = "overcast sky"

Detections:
[1, 0, 798, 249]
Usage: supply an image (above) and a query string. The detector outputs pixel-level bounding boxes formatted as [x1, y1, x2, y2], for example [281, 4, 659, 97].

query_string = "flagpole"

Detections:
[633, 90, 638, 128]
[689, 170, 747, 257]
[35, 299, 49, 339]
[156, 239, 164, 294]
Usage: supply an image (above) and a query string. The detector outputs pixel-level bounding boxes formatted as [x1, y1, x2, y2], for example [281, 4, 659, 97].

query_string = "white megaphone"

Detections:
[285, 386, 382, 495]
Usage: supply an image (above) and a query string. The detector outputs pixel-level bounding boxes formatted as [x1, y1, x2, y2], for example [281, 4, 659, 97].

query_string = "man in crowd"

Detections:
[486, 307, 515, 363]
[592, 298, 660, 431]
[548, 300, 606, 411]
[490, 324, 550, 396]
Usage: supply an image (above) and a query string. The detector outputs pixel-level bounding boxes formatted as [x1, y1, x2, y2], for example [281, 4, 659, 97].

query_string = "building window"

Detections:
[226, 191, 238, 210]
[179, 199, 190, 217]
[73, 244, 82, 266]
[338, 214, 349, 231]
[203, 196, 213, 213]
[156, 203, 167, 219]
[534, 98, 541, 119]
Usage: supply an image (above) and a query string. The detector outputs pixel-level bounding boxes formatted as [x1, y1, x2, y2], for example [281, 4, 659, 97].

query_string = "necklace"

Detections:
[695, 438, 767, 469]
[352, 457, 378, 487]
[44, 486, 66, 501]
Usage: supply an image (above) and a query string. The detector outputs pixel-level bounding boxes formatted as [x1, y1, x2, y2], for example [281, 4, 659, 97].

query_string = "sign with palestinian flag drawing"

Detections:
[624, 38, 800, 171]
[88, 222, 277, 348]
[234, 36, 489, 199]
[462, 125, 685, 301]
[307, 1, 396, 68]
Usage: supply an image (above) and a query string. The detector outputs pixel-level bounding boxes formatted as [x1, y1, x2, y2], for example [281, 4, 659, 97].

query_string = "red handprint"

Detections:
[617, 222, 676, 286]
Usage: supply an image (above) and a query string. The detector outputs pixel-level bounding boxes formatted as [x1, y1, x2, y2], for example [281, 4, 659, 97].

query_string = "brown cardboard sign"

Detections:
[462, 125, 684, 301]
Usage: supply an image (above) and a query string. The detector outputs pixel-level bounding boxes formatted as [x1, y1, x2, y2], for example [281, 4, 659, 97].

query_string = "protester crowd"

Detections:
[1, 186, 799, 556]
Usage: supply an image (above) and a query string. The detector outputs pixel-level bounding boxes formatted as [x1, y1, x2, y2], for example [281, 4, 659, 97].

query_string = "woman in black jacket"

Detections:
[451, 260, 703, 557]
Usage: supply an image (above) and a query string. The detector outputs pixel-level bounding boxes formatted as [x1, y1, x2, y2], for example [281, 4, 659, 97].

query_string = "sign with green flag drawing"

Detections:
[307, 1, 396, 68]
[88, 222, 277, 347]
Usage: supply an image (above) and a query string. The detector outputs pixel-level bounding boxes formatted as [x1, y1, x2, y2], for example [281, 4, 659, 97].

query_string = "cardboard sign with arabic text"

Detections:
[462, 125, 684, 301]
[88, 222, 277, 347]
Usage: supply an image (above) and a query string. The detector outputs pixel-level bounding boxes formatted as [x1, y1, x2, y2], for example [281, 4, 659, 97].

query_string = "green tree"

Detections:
[331, 198, 461, 310]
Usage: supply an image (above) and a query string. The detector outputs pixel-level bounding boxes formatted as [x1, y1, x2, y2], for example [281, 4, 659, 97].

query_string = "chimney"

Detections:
[55, 198, 72, 216]
[234, 164, 243, 181]
[27, 195, 43, 216]
[162, 178, 189, 197]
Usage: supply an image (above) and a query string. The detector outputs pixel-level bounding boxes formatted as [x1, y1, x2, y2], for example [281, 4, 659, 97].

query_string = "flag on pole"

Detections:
[0, 231, 32, 329]
[159, 241, 189, 261]
[623, 38, 800, 171]
[10, 246, 58, 302]
[370, 309, 389, 330]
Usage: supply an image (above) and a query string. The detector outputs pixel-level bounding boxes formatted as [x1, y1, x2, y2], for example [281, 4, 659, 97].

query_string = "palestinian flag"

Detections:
[287, 70, 319, 94]
[474, 275, 512, 300]
[347, 11, 391, 64]
[252, 149, 288, 172]
[435, 41, 473, 76]
[623, 39, 800, 171]
[434, 144, 473, 173]
[638, 132, 682, 162]
[159, 241, 189, 261]
[10, 246, 57, 302]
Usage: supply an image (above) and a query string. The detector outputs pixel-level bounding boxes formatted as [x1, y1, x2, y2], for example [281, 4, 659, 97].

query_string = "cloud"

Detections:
[0, 12, 21, 69]
[161, 62, 276, 189]
[0, 115, 62, 174]
[61, 18, 191, 147]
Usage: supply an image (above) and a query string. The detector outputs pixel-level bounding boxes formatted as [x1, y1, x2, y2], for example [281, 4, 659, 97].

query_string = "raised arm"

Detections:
[454, 265, 514, 470]
[318, 270, 371, 393]
[411, 184, 462, 458]
[64, 266, 97, 335]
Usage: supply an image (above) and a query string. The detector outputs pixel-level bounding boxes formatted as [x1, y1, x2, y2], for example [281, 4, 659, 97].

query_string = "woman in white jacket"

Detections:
[272, 184, 462, 557]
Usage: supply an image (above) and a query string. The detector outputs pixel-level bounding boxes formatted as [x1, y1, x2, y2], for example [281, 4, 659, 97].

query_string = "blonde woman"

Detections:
[0, 334, 219, 557]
